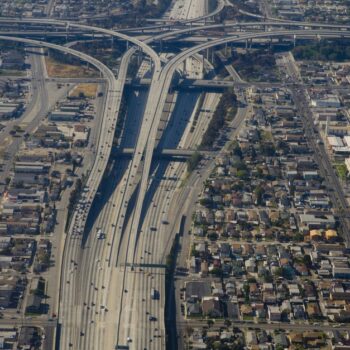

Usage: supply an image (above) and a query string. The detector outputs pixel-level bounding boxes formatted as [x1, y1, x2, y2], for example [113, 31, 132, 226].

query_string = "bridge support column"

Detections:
[245, 39, 248, 50]
[206, 48, 209, 60]
[211, 48, 214, 63]
[65, 24, 69, 43]
[137, 50, 142, 66]
[202, 54, 205, 75]
[293, 34, 296, 47]
[111, 35, 114, 49]
[126, 40, 129, 50]
[159, 39, 163, 52]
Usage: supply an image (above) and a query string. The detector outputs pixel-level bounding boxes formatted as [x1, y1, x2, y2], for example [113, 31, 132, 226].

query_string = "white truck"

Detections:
[96, 229, 105, 239]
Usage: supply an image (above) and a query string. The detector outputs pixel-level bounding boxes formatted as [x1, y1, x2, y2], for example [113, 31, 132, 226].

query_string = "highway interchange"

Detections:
[1, 2, 350, 349]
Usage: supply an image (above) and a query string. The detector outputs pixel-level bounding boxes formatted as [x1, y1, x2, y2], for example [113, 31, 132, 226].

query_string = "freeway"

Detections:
[107, 4, 217, 350]
[85, 4, 219, 349]
[74, 21, 216, 350]
[168, 0, 225, 23]
[60, 42, 164, 350]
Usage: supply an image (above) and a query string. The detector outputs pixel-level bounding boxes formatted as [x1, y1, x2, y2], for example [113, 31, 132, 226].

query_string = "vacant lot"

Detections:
[45, 57, 98, 78]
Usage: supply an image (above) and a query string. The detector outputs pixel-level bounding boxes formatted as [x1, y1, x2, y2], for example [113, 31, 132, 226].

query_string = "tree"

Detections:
[200, 198, 212, 207]
[237, 169, 248, 179]
[274, 267, 283, 277]
[224, 319, 231, 327]
[263, 271, 273, 283]
[303, 254, 312, 268]
[187, 151, 202, 173]
[231, 141, 242, 158]
[243, 283, 250, 303]
[254, 185, 264, 205]
[207, 232, 218, 241]
[210, 267, 223, 277]
[207, 319, 214, 328]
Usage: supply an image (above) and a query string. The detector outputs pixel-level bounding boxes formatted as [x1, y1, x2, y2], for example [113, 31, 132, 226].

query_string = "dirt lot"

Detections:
[45, 57, 98, 78]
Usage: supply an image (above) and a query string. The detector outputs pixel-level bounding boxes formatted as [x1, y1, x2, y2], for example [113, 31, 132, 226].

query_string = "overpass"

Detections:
[2, 18, 350, 47]
[0, 17, 161, 72]
[111, 147, 211, 159]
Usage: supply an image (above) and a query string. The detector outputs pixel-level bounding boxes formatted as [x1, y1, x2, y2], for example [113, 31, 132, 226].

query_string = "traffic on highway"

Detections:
[0, 0, 349, 349]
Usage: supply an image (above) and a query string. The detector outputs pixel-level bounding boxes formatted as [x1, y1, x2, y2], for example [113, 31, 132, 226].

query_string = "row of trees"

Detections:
[200, 90, 237, 149]
[65, 178, 82, 231]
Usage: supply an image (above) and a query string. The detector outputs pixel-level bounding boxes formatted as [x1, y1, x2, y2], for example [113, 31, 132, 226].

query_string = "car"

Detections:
[127, 337, 132, 343]
[149, 316, 157, 321]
